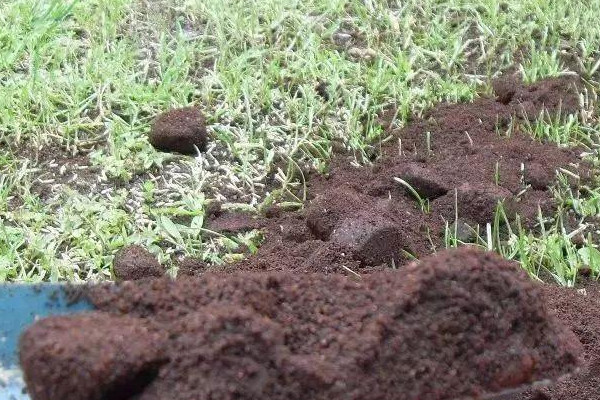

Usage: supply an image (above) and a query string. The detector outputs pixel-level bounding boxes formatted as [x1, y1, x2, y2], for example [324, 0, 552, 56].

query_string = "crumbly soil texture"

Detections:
[213, 75, 589, 275]
[18, 76, 600, 400]
[21, 248, 583, 400]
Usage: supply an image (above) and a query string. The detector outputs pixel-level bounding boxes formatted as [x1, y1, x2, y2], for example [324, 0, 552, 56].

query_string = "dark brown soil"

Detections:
[215, 75, 588, 274]
[206, 211, 262, 234]
[149, 107, 208, 154]
[19, 313, 167, 400]
[21, 248, 583, 400]
[510, 281, 600, 400]
[112, 245, 165, 281]
[175, 257, 208, 276]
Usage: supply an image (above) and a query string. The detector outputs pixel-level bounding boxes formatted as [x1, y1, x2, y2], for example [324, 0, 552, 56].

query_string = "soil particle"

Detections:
[302, 187, 428, 267]
[113, 245, 165, 281]
[304, 187, 370, 240]
[329, 215, 406, 266]
[149, 107, 208, 155]
[524, 162, 555, 190]
[493, 75, 519, 104]
[19, 313, 167, 400]
[21, 248, 582, 400]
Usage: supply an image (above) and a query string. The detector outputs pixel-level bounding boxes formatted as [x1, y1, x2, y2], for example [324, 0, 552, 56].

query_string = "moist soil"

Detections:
[509, 281, 600, 400]
[21, 248, 583, 400]
[18, 76, 600, 399]
[210, 75, 589, 275]
[112, 245, 166, 281]
[149, 107, 208, 155]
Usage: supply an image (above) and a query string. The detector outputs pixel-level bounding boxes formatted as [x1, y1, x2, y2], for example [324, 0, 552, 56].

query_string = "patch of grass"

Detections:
[2, 0, 600, 282]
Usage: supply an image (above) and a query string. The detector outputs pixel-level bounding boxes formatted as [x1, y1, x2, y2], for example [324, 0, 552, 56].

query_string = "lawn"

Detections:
[1, 0, 600, 284]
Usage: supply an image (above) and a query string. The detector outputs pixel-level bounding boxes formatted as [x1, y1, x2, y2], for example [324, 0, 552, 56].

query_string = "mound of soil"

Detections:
[215, 76, 587, 274]
[113, 245, 165, 281]
[149, 107, 208, 154]
[19, 313, 167, 400]
[20, 248, 582, 400]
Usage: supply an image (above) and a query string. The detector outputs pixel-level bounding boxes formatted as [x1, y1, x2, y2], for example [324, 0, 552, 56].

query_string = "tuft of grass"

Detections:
[393, 177, 430, 214]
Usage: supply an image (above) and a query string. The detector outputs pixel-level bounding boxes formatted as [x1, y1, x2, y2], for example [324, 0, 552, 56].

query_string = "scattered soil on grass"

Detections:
[112, 245, 165, 281]
[21, 248, 583, 400]
[203, 75, 588, 275]
[149, 107, 208, 155]
[17, 76, 599, 399]
[5, 144, 100, 202]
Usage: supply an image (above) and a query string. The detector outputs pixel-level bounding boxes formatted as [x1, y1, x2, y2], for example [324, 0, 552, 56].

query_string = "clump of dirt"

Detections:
[20, 248, 583, 400]
[149, 107, 208, 154]
[113, 245, 165, 281]
[206, 211, 262, 234]
[209, 76, 587, 275]
[175, 257, 208, 276]
[511, 281, 600, 400]
[19, 313, 167, 400]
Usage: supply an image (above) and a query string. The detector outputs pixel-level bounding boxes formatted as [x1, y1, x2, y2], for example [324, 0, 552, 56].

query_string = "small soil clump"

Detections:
[113, 245, 165, 281]
[176, 257, 208, 277]
[19, 313, 166, 400]
[20, 248, 582, 400]
[149, 107, 208, 154]
[206, 212, 263, 233]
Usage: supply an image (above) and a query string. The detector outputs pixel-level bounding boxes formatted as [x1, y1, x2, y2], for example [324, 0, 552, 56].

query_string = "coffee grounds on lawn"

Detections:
[20, 248, 582, 400]
[212, 75, 589, 275]
[18, 76, 598, 400]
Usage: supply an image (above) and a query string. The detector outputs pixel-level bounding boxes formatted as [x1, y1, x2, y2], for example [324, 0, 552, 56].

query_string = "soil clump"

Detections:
[19, 313, 167, 400]
[113, 245, 165, 281]
[149, 107, 208, 155]
[21, 248, 582, 400]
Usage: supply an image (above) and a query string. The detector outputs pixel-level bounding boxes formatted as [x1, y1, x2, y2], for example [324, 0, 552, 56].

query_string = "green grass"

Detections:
[2, 0, 600, 282]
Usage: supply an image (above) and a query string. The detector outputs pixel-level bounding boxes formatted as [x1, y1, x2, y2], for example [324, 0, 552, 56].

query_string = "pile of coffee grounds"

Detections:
[511, 281, 600, 400]
[20, 248, 582, 400]
[206, 75, 588, 276]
